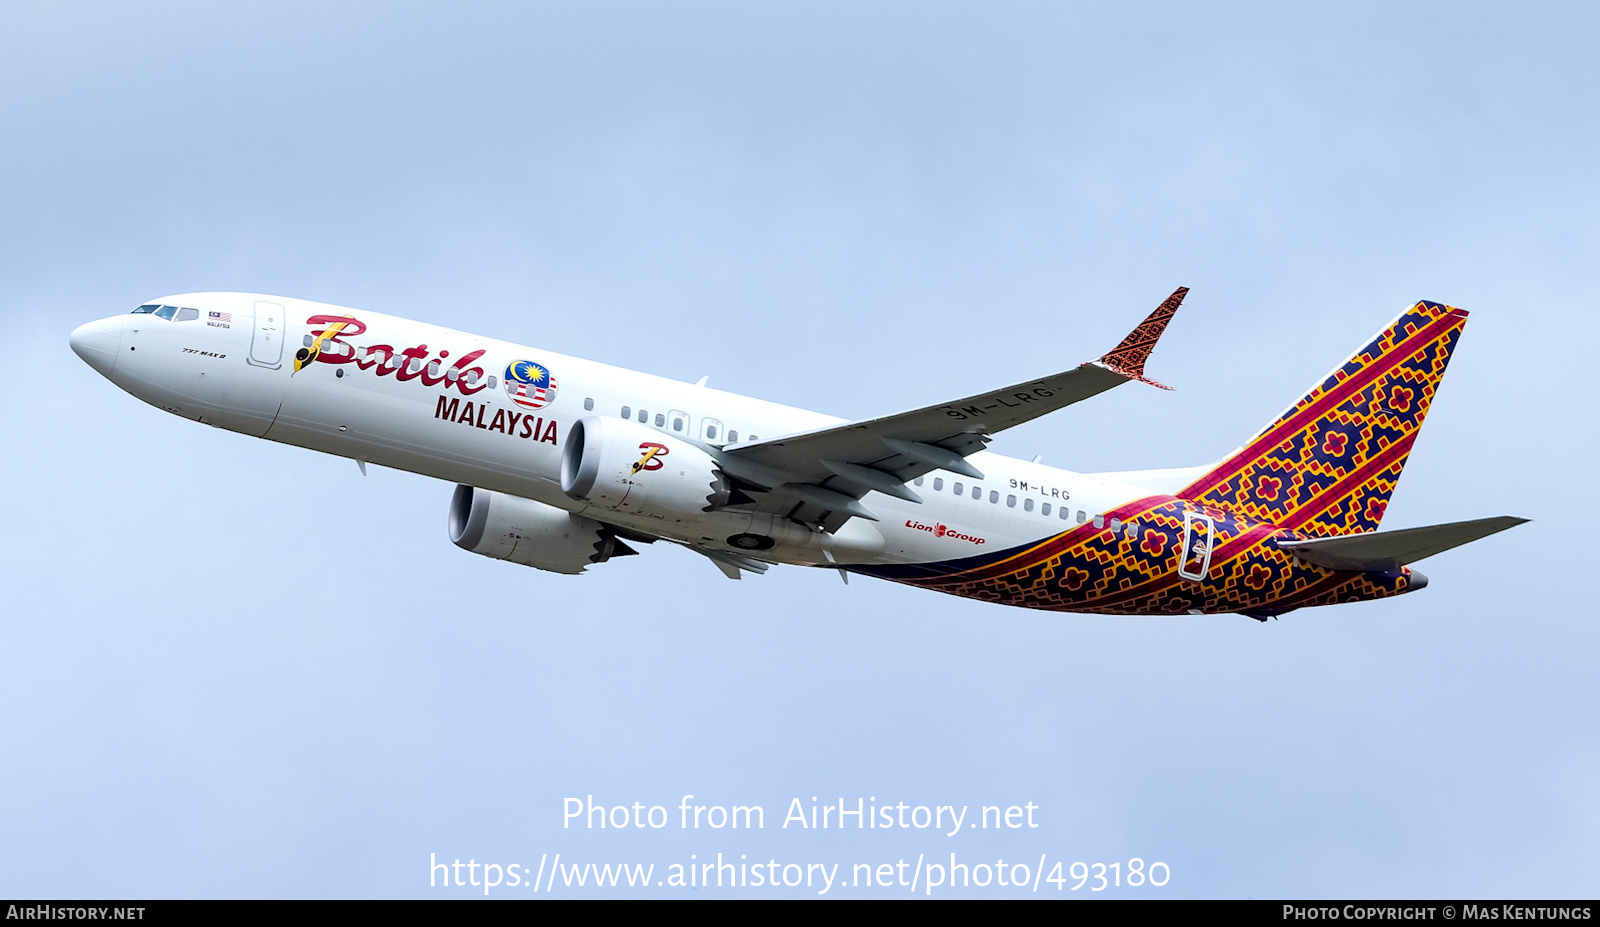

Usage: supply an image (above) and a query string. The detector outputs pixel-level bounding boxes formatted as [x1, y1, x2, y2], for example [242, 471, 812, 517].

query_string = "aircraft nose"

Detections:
[70, 315, 124, 377]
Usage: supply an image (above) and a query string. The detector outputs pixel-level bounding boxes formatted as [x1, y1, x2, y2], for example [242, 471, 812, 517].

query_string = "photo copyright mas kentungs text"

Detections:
[1284, 908, 1592, 922]
[428, 794, 1171, 895]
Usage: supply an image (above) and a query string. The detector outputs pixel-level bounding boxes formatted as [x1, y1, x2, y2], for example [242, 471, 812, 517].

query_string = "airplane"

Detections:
[67, 289, 1525, 620]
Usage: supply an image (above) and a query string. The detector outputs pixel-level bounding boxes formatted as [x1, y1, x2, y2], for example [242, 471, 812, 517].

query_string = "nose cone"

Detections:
[70, 315, 124, 377]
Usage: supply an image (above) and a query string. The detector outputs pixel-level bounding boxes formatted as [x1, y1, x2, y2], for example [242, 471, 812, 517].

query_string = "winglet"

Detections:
[1096, 287, 1187, 390]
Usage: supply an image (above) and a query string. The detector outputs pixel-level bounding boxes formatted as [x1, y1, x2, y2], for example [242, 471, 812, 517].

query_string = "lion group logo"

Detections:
[905, 519, 986, 545]
[504, 360, 558, 410]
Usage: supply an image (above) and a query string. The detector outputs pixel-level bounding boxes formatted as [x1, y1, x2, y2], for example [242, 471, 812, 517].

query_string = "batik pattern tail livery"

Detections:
[854, 300, 1466, 617]
[1176, 300, 1468, 538]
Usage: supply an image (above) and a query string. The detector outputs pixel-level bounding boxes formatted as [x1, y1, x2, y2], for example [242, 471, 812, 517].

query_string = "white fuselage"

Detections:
[75, 293, 1161, 570]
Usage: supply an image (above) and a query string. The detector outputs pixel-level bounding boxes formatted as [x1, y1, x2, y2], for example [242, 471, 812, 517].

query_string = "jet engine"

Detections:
[448, 484, 635, 575]
[560, 415, 733, 522]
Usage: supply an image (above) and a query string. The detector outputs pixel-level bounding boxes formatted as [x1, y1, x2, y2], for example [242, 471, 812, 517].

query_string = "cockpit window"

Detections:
[131, 303, 202, 321]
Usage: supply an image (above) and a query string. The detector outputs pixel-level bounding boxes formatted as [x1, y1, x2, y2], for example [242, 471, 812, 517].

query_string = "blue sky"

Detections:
[1, 2, 1594, 898]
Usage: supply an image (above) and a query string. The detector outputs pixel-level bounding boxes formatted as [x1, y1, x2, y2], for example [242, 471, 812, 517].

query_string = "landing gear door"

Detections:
[1179, 510, 1214, 582]
[248, 300, 285, 368]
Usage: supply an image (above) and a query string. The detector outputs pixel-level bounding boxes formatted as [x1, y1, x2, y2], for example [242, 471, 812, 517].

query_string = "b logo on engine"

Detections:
[633, 442, 669, 473]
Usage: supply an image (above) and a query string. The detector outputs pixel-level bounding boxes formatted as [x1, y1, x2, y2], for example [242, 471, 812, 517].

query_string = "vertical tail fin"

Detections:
[1178, 301, 1469, 537]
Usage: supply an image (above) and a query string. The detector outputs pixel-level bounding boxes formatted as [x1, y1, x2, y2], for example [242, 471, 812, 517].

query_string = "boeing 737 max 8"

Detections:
[68, 290, 1524, 619]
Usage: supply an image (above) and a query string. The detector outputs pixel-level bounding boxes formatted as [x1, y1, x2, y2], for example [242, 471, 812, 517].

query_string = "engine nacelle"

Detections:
[560, 415, 730, 522]
[448, 485, 632, 575]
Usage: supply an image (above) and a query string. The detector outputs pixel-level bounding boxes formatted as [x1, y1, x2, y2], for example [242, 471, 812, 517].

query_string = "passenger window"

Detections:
[953, 482, 964, 495]
[933, 478, 943, 491]
[654, 413, 665, 427]
[728, 430, 738, 442]
[1024, 498, 1034, 512]
[487, 376, 497, 389]
[1076, 511, 1087, 524]
[154, 305, 178, 320]
[1093, 515, 1104, 529]
[638, 409, 648, 423]
[1110, 518, 1121, 532]
[748, 436, 758, 441]
[621, 405, 631, 418]
[1041, 502, 1051, 516]
[427, 361, 441, 377]
[1060, 506, 1071, 520]
[1125, 522, 1139, 539]
[913, 477, 923, 486]
[672, 417, 683, 431]
[1006, 494, 1016, 507]
[175, 308, 198, 321]
[584, 398, 594, 411]
[971, 485, 982, 500]
[989, 491, 999, 503]
[706, 424, 717, 439]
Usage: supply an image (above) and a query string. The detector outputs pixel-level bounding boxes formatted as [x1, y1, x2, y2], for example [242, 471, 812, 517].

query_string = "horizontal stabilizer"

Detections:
[1277, 516, 1528, 572]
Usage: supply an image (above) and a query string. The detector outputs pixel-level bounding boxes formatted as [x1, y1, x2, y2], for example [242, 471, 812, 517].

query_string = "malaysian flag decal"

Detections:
[504, 360, 558, 410]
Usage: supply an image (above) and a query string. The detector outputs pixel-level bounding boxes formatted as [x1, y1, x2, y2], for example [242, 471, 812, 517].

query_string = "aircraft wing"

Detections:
[716, 288, 1188, 526]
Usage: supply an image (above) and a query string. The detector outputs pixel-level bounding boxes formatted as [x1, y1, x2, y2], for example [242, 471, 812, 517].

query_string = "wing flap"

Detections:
[689, 545, 773, 580]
